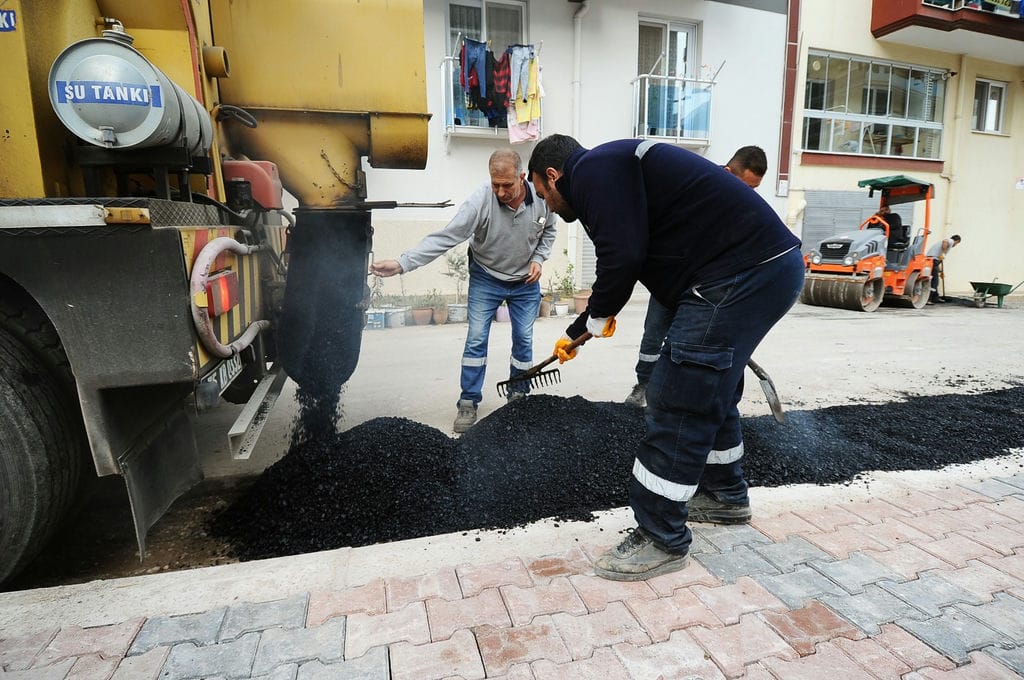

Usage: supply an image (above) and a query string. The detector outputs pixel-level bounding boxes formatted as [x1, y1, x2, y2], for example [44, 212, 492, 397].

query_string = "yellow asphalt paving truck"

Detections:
[0, 0, 428, 584]
[800, 176, 934, 312]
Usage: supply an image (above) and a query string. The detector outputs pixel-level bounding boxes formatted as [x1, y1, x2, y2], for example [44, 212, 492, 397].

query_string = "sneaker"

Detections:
[453, 399, 477, 433]
[593, 527, 689, 581]
[506, 391, 527, 404]
[624, 383, 647, 407]
[686, 492, 752, 524]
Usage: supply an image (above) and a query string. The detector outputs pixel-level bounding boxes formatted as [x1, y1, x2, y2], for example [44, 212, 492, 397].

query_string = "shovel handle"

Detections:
[746, 358, 769, 380]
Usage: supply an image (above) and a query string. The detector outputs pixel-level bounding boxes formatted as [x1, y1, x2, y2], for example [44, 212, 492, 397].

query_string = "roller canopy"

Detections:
[857, 175, 933, 206]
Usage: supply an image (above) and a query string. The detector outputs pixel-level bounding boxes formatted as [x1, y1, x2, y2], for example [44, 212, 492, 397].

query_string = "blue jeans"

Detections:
[629, 249, 805, 553]
[463, 38, 488, 101]
[460, 262, 541, 404]
[635, 297, 672, 385]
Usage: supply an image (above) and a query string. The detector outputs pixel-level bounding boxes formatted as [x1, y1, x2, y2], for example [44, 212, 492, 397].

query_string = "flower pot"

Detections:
[553, 302, 569, 316]
[411, 307, 433, 325]
[365, 308, 385, 330]
[447, 303, 468, 323]
[431, 305, 449, 325]
[573, 290, 592, 314]
[539, 299, 552, 318]
[385, 307, 408, 328]
[495, 305, 511, 322]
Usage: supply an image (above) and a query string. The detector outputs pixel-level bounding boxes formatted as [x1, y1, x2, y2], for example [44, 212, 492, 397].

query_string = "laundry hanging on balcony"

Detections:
[459, 38, 508, 128]
[506, 43, 543, 144]
[457, 38, 543, 139]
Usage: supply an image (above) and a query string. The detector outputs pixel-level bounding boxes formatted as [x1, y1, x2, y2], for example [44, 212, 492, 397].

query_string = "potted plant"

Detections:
[410, 295, 434, 325]
[444, 249, 469, 322]
[555, 264, 576, 314]
[425, 288, 448, 325]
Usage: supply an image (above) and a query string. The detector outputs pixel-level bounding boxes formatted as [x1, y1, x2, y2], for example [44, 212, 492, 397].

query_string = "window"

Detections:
[633, 18, 710, 142]
[444, 1, 526, 131]
[973, 79, 1006, 133]
[802, 51, 946, 160]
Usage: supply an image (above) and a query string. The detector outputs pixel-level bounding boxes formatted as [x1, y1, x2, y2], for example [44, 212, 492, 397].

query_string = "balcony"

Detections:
[631, 74, 714, 148]
[872, 0, 1024, 65]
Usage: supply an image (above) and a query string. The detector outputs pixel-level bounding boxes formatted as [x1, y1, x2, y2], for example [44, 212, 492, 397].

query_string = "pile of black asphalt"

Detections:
[209, 386, 1024, 561]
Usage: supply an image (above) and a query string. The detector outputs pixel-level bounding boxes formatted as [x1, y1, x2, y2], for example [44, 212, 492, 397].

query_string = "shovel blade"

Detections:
[758, 378, 785, 424]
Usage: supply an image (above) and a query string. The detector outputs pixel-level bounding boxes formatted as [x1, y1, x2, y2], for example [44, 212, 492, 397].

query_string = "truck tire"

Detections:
[0, 287, 88, 585]
[0, 328, 83, 584]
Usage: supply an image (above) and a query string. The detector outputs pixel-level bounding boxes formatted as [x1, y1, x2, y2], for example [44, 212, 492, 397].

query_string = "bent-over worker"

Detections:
[528, 135, 804, 582]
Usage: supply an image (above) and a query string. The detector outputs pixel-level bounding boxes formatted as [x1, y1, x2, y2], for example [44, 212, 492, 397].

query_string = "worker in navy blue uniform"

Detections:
[528, 135, 804, 581]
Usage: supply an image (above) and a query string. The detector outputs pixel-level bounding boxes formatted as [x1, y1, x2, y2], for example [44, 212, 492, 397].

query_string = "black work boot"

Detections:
[686, 492, 752, 524]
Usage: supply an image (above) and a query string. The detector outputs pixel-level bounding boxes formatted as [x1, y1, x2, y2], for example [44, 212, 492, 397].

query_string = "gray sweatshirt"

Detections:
[398, 182, 557, 282]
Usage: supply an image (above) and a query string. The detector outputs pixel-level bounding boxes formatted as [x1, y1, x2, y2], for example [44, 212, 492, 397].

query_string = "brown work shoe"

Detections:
[686, 492, 752, 524]
[594, 527, 689, 581]
[453, 399, 477, 433]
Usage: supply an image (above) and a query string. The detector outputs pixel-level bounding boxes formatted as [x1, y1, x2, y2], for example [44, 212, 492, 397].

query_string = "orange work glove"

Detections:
[586, 315, 616, 338]
[554, 335, 578, 364]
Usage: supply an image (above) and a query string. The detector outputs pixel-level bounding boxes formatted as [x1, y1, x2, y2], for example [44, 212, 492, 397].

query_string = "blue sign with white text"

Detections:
[0, 9, 16, 31]
[55, 81, 163, 107]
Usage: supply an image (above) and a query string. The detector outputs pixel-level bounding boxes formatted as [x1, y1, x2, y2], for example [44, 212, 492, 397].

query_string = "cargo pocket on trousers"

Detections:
[651, 343, 734, 416]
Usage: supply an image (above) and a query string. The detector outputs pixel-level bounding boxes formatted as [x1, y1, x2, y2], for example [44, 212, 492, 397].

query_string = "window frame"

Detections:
[802, 50, 947, 161]
[443, 0, 528, 136]
[632, 17, 710, 146]
[973, 78, 1007, 133]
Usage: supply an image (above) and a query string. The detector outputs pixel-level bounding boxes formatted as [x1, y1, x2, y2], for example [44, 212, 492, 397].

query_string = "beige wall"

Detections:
[792, 0, 1024, 294]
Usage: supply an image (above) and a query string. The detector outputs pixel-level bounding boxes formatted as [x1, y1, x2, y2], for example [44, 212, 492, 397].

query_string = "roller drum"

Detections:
[801, 275, 883, 312]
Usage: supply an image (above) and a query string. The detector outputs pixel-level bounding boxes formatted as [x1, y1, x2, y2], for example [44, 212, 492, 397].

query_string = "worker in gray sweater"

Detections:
[371, 149, 557, 433]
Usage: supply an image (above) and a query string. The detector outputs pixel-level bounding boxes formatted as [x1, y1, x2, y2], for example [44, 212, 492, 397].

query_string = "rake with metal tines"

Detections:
[496, 332, 591, 397]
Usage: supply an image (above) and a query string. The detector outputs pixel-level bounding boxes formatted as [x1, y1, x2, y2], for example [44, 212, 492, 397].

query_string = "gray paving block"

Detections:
[955, 592, 1024, 643]
[254, 663, 299, 680]
[879, 573, 986, 617]
[688, 531, 716, 555]
[959, 478, 1022, 499]
[252, 619, 346, 676]
[693, 544, 780, 583]
[754, 566, 848, 609]
[810, 552, 903, 594]
[219, 594, 308, 642]
[994, 475, 1024, 492]
[754, 536, 835, 573]
[985, 645, 1024, 675]
[161, 632, 260, 679]
[129, 608, 227, 655]
[898, 607, 1005, 664]
[820, 584, 927, 636]
[297, 647, 388, 680]
[691, 524, 772, 552]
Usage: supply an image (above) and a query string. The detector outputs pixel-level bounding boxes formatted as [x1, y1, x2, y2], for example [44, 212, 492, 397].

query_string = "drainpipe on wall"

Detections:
[777, 0, 801, 204]
[569, 0, 589, 283]
[939, 55, 967, 241]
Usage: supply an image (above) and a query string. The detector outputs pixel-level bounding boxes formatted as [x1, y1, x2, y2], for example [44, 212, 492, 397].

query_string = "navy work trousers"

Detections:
[629, 248, 805, 553]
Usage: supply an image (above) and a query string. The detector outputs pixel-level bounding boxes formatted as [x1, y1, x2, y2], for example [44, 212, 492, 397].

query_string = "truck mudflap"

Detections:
[120, 407, 203, 559]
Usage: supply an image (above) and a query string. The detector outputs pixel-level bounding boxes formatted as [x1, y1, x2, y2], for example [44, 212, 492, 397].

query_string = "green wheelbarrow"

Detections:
[969, 279, 1024, 308]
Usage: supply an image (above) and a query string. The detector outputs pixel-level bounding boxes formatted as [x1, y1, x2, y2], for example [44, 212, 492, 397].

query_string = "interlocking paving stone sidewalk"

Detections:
[2, 483, 1024, 679]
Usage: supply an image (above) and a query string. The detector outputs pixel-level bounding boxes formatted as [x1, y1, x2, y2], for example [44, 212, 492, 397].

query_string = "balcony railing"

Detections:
[923, 0, 1023, 17]
[631, 74, 714, 147]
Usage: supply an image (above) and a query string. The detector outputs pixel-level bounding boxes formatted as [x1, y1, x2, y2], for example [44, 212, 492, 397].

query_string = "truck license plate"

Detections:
[215, 354, 243, 394]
